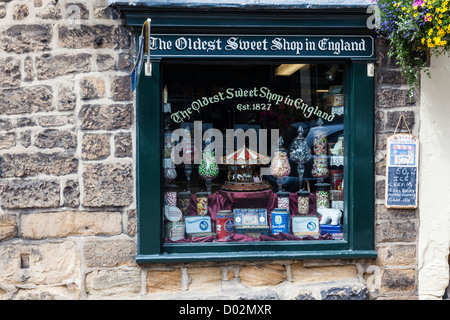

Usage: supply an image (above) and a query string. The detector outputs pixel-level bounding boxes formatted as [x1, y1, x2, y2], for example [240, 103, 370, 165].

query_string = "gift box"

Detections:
[186, 232, 216, 241]
[320, 223, 343, 239]
[292, 216, 320, 238]
[185, 216, 212, 234]
[235, 225, 270, 238]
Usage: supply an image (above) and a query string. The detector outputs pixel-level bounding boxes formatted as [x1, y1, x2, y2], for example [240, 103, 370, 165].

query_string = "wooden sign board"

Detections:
[385, 133, 419, 209]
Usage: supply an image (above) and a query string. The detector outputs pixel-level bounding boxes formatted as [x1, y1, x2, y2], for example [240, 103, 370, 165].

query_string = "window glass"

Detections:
[162, 62, 346, 243]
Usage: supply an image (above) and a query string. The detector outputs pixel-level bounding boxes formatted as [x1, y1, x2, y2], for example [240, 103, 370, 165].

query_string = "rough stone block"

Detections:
[36, 3, 62, 19]
[58, 25, 128, 49]
[376, 89, 414, 108]
[380, 269, 416, 293]
[83, 239, 137, 268]
[94, 6, 121, 20]
[85, 269, 141, 297]
[110, 76, 132, 101]
[238, 289, 279, 300]
[0, 133, 16, 150]
[13, 4, 29, 20]
[0, 179, 60, 209]
[147, 269, 182, 294]
[18, 131, 31, 148]
[20, 211, 122, 239]
[375, 179, 385, 200]
[187, 267, 222, 291]
[375, 220, 417, 243]
[13, 284, 80, 300]
[1, 24, 52, 53]
[0, 5, 5, 19]
[83, 163, 133, 207]
[0, 214, 17, 242]
[127, 209, 137, 236]
[0, 241, 80, 285]
[79, 76, 106, 100]
[291, 262, 358, 285]
[82, 133, 110, 160]
[0, 119, 12, 131]
[24, 56, 34, 81]
[321, 283, 369, 300]
[114, 132, 132, 158]
[96, 54, 115, 71]
[37, 115, 75, 127]
[0, 57, 21, 88]
[376, 245, 416, 266]
[376, 68, 408, 85]
[79, 104, 133, 130]
[35, 53, 91, 80]
[375, 204, 417, 220]
[57, 85, 77, 111]
[239, 264, 287, 287]
[0, 152, 78, 177]
[0, 85, 52, 115]
[386, 111, 415, 131]
[63, 180, 80, 207]
[34, 129, 77, 150]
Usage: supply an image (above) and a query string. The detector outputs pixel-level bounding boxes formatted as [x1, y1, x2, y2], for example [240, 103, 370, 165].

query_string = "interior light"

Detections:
[275, 64, 309, 76]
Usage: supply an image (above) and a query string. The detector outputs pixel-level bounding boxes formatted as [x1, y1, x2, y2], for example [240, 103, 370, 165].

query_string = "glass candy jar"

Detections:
[313, 119, 327, 156]
[312, 156, 329, 179]
[315, 182, 330, 209]
[199, 138, 219, 194]
[277, 191, 290, 209]
[164, 185, 177, 206]
[297, 190, 310, 215]
[177, 191, 192, 217]
[270, 137, 291, 192]
[196, 191, 209, 216]
[289, 126, 311, 191]
[163, 158, 177, 184]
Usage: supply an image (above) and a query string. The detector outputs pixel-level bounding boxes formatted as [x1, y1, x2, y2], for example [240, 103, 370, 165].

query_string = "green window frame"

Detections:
[123, 4, 377, 263]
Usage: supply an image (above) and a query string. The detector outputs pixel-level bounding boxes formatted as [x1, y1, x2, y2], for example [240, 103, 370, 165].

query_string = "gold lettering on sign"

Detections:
[168, 87, 335, 123]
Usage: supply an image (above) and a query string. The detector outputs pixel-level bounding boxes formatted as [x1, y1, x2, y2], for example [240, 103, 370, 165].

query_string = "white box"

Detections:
[185, 216, 211, 234]
[292, 216, 320, 238]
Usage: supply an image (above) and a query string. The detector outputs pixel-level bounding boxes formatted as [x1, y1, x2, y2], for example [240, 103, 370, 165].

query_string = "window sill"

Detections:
[136, 248, 377, 264]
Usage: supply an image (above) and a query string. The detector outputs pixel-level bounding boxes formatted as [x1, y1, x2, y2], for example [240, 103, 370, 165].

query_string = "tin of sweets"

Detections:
[271, 208, 290, 235]
[216, 210, 234, 240]
[164, 221, 185, 241]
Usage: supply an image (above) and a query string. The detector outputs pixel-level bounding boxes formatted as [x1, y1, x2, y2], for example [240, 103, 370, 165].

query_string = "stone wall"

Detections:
[0, 0, 419, 300]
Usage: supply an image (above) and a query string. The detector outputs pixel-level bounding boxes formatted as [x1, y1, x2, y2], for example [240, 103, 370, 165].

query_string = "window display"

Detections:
[161, 62, 346, 243]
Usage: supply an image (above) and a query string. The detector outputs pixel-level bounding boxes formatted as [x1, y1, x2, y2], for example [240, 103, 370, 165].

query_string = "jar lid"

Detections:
[277, 191, 290, 197]
[165, 184, 178, 191]
[297, 190, 310, 196]
[196, 191, 209, 197]
[272, 208, 289, 212]
[314, 182, 330, 189]
[165, 205, 183, 222]
[178, 191, 192, 198]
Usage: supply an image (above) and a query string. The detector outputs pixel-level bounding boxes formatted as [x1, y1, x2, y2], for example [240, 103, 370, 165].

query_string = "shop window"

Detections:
[162, 62, 346, 243]
[136, 57, 375, 262]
